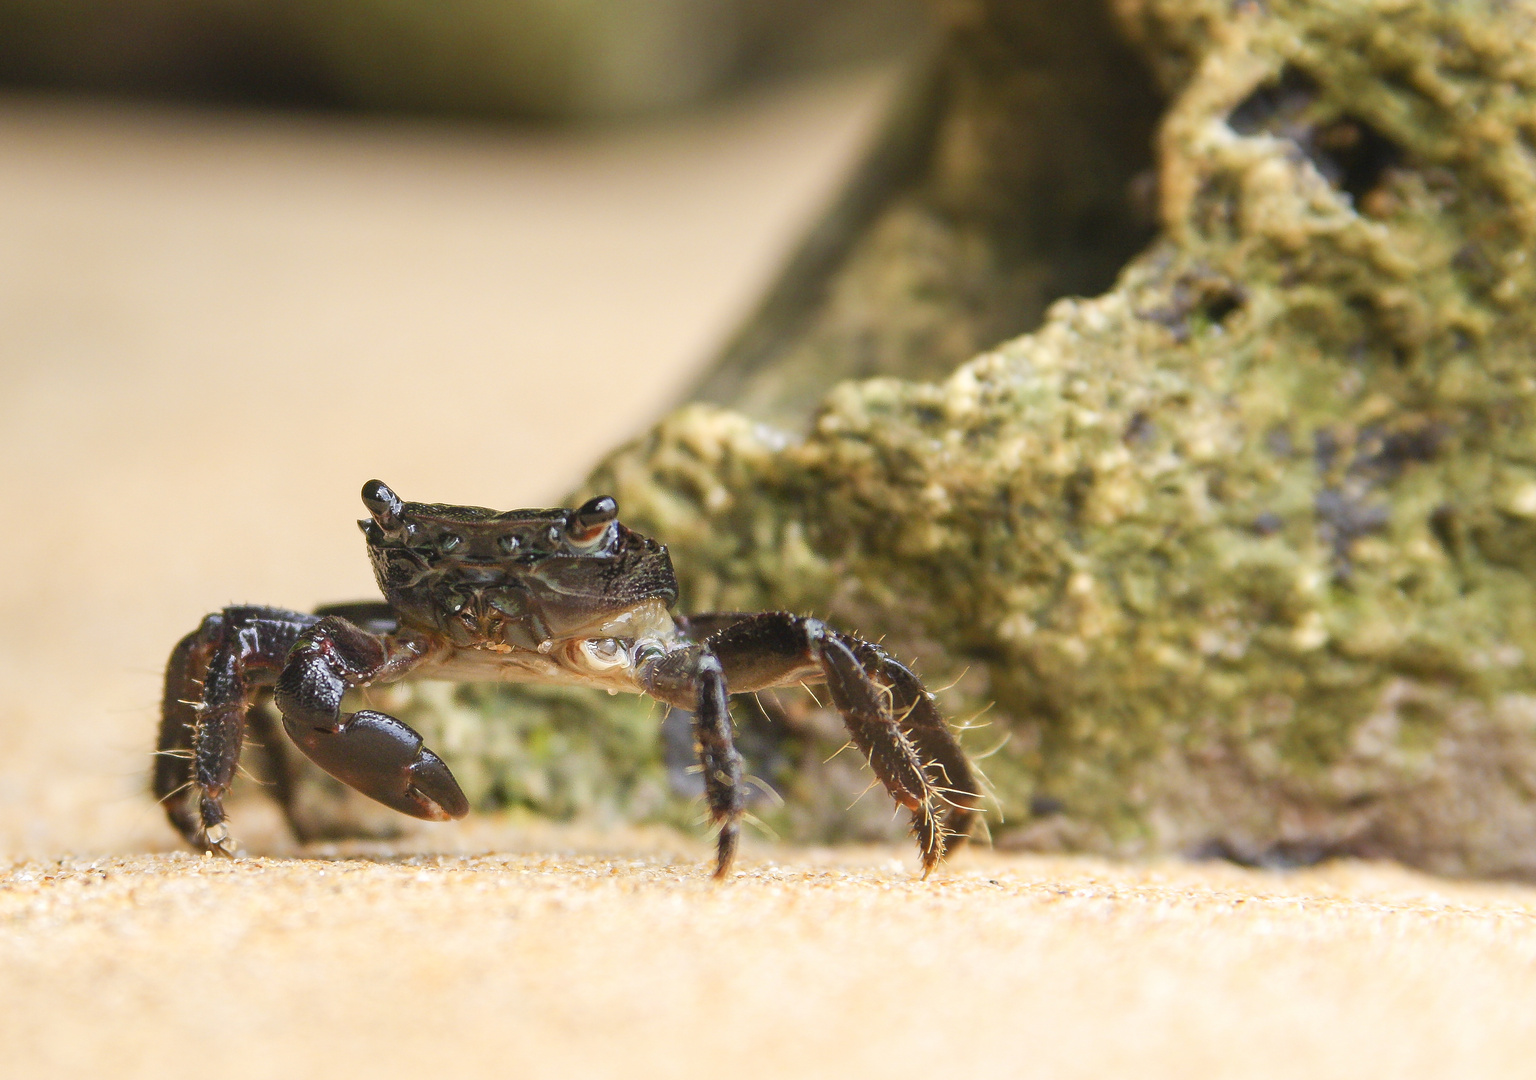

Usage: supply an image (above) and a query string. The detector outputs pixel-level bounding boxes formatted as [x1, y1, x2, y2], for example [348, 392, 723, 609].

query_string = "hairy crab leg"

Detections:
[639, 647, 745, 877]
[156, 605, 322, 854]
[156, 625, 209, 844]
[272, 616, 469, 823]
[843, 640, 982, 854]
[683, 612, 977, 875]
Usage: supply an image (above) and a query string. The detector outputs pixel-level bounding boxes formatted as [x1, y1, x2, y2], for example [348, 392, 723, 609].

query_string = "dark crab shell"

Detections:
[361, 492, 679, 650]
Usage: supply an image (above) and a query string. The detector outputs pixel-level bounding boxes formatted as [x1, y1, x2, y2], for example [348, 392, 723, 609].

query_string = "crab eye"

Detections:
[567, 495, 618, 546]
[497, 534, 520, 554]
[437, 532, 462, 554]
[361, 480, 405, 532]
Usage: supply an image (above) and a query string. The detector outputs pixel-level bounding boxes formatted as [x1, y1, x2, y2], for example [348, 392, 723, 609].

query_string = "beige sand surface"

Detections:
[6, 843, 1536, 1079]
[3, 78, 1536, 1078]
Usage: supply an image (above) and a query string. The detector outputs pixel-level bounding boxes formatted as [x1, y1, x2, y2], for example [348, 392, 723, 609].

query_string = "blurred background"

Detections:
[0, 0, 928, 855]
[0, 0, 927, 117]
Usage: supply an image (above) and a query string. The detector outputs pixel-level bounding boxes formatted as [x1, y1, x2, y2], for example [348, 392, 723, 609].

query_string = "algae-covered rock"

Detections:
[562, 0, 1536, 879]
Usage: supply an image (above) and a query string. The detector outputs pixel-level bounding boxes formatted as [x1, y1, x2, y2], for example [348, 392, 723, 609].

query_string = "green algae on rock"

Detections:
[568, 0, 1536, 879]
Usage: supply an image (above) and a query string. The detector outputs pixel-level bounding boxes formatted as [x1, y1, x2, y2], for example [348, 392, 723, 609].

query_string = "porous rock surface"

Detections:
[568, 0, 1536, 878]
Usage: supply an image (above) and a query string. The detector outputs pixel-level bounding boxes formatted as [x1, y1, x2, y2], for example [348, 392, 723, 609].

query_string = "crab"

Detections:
[155, 481, 980, 877]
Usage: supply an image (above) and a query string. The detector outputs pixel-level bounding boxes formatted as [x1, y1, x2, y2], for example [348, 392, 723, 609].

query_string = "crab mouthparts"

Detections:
[437, 589, 506, 646]
[466, 600, 509, 639]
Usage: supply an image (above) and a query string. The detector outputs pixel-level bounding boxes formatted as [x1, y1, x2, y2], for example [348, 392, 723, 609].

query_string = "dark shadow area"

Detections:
[0, 2, 336, 110]
[0, 0, 929, 121]
[690, 0, 1167, 425]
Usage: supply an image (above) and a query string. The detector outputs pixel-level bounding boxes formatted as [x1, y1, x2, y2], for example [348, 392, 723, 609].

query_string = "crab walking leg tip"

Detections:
[204, 827, 237, 858]
[712, 827, 739, 880]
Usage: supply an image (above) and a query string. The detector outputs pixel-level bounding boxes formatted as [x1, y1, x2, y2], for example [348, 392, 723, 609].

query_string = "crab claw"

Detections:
[282, 709, 470, 821]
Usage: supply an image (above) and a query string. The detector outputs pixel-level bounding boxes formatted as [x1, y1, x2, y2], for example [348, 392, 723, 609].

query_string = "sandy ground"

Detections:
[7, 844, 1536, 1078]
[4, 76, 1536, 1077]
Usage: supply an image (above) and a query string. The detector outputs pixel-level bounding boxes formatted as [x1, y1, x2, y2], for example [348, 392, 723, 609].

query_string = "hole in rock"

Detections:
[1229, 64, 1404, 209]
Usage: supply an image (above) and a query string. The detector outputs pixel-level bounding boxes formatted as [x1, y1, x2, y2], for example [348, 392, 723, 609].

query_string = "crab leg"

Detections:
[842, 638, 982, 855]
[156, 605, 321, 853]
[272, 616, 469, 823]
[639, 648, 744, 878]
[681, 612, 979, 874]
[156, 622, 208, 844]
[242, 701, 313, 842]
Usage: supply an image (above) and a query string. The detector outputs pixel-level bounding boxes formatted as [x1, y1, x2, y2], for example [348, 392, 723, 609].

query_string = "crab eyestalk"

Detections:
[567, 495, 618, 549]
[361, 479, 406, 534]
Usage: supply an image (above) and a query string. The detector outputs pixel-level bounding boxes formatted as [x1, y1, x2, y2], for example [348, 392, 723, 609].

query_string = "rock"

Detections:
[574, 0, 1536, 878]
